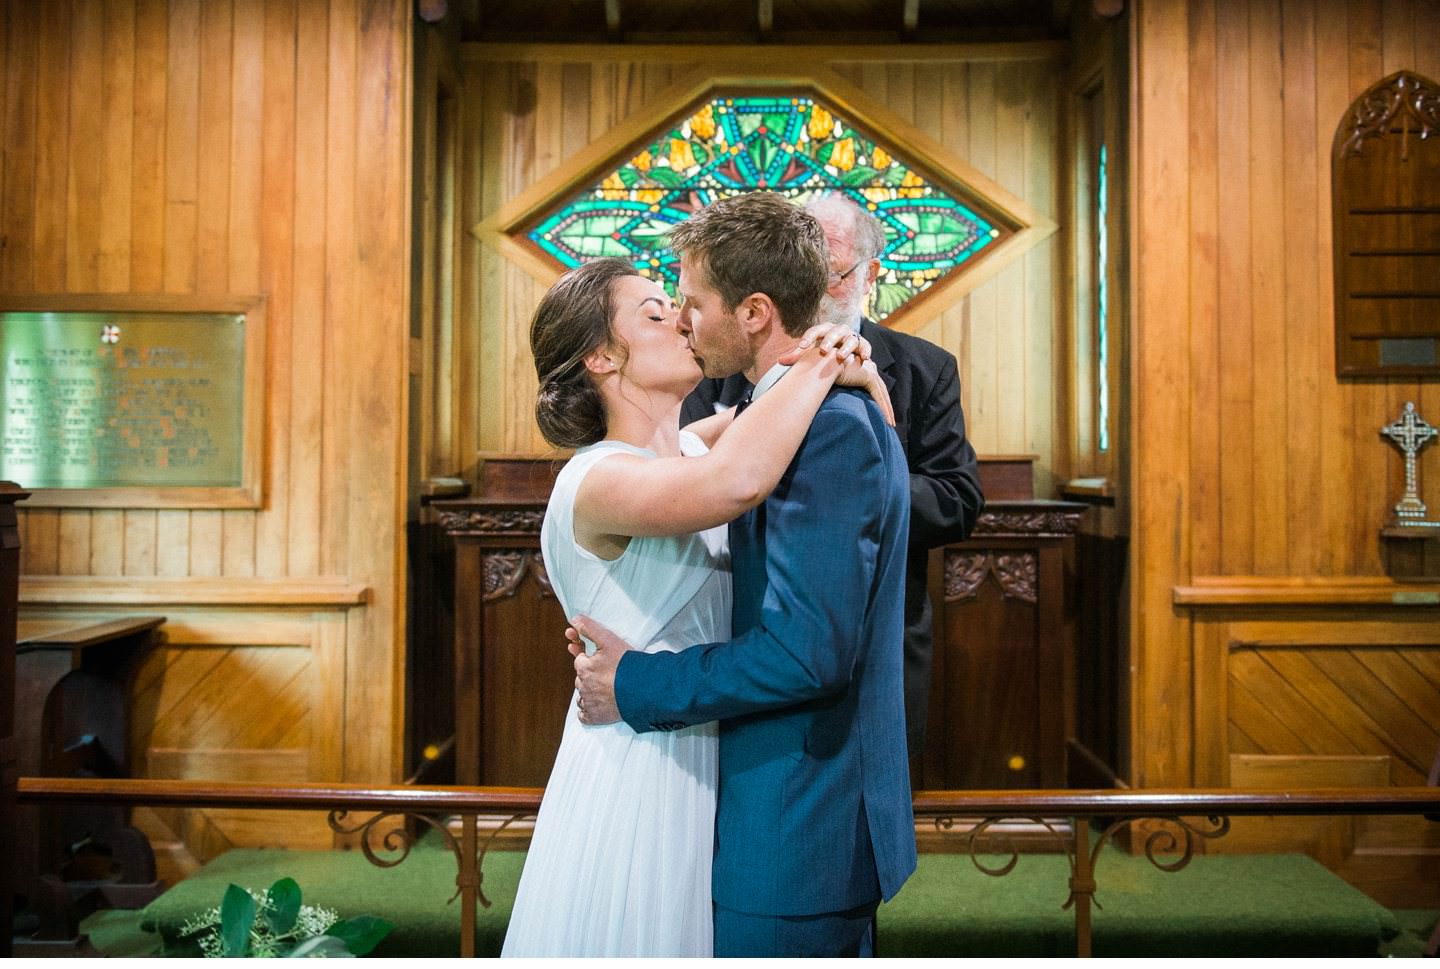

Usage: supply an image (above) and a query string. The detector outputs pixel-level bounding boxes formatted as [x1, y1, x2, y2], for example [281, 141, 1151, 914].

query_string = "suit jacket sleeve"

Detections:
[614, 399, 891, 730]
[907, 351, 984, 548]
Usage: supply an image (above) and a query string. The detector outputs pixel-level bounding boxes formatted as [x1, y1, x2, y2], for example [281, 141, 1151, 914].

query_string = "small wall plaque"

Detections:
[0, 295, 265, 508]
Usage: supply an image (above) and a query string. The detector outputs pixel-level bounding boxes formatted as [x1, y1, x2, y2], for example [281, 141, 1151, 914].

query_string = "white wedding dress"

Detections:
[501, 435, 730, 957]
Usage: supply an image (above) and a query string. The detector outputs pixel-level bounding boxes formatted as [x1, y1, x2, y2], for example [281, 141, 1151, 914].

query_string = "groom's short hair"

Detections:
[669, 192, 828, 337]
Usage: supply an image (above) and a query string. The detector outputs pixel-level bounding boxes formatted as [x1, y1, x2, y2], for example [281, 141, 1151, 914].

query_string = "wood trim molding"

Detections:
[1174, 576, 1440, 608]
[18, 576, 368, 607]
[460, 41, 1067, 65]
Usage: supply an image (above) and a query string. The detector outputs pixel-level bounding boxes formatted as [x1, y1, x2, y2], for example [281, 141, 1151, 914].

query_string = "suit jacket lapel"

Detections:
[860, 317, 898, 397]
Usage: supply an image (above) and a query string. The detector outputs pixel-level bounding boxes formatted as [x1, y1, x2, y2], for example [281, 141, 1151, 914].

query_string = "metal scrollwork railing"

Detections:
[947, 812, 1231, 953]
[17, 779, 1440, 958]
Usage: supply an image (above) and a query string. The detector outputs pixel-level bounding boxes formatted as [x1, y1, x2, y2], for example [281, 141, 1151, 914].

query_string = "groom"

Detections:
[570, 192, 915, 957]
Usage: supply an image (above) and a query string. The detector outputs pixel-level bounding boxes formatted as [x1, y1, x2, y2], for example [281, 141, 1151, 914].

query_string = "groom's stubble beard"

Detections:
[698, 307, 755, 380]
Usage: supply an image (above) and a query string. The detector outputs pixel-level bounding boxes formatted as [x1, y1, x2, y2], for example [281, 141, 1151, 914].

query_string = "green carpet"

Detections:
[81, 844, 1417, 958]
[876, 852, 1402, 957]
[111, 841, 525, 957]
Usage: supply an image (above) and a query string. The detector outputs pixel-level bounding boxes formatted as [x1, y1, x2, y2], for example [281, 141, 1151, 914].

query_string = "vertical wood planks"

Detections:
[1187, 0, 1221, 577]
[1132, 0, 1193, 785]
[1281, 0, 1323, 575]
[255, 0, 297, 578]
[288, 0, 328, 578]
[1215, 0, 1255, 573]
[1248, 0, 1289, 575]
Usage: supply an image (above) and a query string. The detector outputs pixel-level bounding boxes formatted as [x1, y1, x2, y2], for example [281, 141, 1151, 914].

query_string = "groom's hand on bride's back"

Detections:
[567, 615, 627, 725]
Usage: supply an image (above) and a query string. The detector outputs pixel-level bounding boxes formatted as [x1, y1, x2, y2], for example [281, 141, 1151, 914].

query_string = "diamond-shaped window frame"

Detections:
[476, 67, 1056, 335]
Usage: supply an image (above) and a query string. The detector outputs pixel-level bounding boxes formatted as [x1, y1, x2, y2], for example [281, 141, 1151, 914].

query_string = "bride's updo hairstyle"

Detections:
[531, 256, 639, 448]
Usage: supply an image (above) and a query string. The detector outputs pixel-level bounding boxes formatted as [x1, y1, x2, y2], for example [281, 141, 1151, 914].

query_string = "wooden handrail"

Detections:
[17, 777, 1440, 958]
[18, 776, 1440, 816]
[17, 777, 543, 813]
[912, 787, 1440, 816]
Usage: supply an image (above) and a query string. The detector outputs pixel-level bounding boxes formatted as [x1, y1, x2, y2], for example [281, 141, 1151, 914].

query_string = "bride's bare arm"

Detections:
[681, 407, 735, 450]
[574, 345, 863, 539]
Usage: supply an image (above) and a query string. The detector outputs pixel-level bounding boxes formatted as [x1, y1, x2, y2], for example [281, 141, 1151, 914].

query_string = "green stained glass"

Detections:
[527, 94, 1004, 321]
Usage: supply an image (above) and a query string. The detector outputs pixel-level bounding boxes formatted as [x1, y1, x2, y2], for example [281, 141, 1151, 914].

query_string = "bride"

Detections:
[500, 255, 889, 957]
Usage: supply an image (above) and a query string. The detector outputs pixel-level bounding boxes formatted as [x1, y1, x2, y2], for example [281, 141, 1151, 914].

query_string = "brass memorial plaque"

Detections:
[2, 311, 247, 490]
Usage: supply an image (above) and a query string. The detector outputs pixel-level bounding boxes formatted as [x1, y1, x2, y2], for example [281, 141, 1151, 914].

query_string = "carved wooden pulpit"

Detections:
[435, 456, 1085, 791]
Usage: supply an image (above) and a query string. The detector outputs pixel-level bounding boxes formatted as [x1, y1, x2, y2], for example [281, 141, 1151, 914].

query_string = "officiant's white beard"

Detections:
[819, 286, 867, 329]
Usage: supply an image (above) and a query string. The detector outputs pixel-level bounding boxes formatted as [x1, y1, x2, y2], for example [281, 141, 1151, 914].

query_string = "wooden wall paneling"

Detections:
[438, 45, 465, 482]
[160, 0, 203, 577]
[1247, 0, 1289, 576]
[347, 0, 410, 780]
[455, 56, 484, 478]
[1024, 66, 1058, 497]
[1190, 617, 1228, 786]
[965, 62, 999, 455]
[222, 0, 264, 580]
[1187, 0, 1221, 577]
[1380, 0, 1416, 75]
[194, 0, 234, 580]
[414, 29, 437, 490]
[131, 0, 166, 294]
[1132, 0, 1193, 786]
[885, 63, 914, 122]
[255, 0, 297, 579]
[1345, 0, 1390, 576]
[533, 61, 564, 182]
[287, 0, 328, 579]
[859, 62, 888, 104]
[1282, 0, 1324, 576]
[145, 0, 190, 582]
[99, 0, 135, 295]
[57, 512, 90, 575]
[994, 64, 1028, 458]
[560, 63, 591, 169]
[1, 0, 38, 293]
[1314, 4, 1352, 575]
[123, 511, 156, 576]
[35, 0, 70, 291]
[66, 0, 104, 294]
[938, 64, 970, 357]
[321, 0, 357, 580]
[311, 611, 347, 783]
[16, 511, 53, 576]
[910, 63, 944, 346]
[1214, 0, 1255, 574]
[90, 509, 124, 573]
[475, 59, 507, 457]
[504, 62, 539, 453]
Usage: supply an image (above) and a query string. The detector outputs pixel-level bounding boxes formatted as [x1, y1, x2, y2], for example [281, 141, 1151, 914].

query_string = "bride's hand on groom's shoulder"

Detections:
[781, 322, 869, 369]
[567, 615, 626, 725]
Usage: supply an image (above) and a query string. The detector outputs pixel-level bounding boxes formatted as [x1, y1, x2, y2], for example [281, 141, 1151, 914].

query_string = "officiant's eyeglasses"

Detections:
[828, 261, 863, 286]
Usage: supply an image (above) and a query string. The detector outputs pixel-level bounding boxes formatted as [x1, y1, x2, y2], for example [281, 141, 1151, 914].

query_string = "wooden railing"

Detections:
[17, 778, 1440, 957]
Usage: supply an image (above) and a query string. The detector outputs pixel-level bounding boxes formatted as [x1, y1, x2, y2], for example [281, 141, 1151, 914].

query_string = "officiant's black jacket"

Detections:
[681, 318, 985, 758]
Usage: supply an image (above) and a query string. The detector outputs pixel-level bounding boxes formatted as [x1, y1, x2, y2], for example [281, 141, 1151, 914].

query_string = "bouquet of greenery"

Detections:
[165, 877, 393, 958]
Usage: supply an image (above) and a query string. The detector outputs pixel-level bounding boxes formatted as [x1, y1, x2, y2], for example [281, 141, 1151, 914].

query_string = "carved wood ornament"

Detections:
[481, 551, 553, 601]
[944, 550, 1038, 603]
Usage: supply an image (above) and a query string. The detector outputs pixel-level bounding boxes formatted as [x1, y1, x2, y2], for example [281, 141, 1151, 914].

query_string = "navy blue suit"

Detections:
[615, 385, 916, 951]
[681, 320, 984, 759]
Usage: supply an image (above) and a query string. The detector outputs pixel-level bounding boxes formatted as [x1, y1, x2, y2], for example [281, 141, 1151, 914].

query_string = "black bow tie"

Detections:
[734, 391, 754, 416]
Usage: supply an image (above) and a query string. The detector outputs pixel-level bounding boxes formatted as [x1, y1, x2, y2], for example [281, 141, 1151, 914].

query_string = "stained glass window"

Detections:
[526, 95, 1005, 322]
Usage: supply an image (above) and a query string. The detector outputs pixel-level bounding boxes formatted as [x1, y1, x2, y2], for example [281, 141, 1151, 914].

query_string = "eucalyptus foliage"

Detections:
[165, 877, 393, 958]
